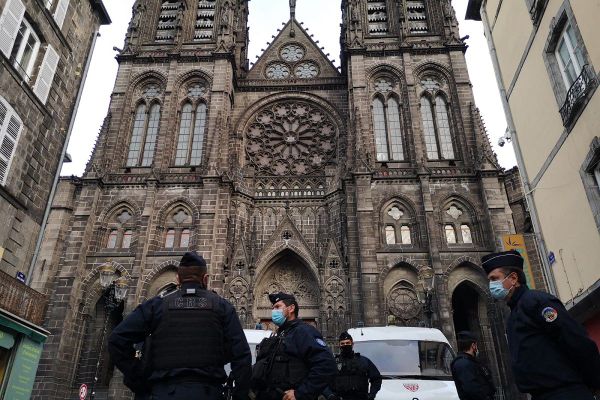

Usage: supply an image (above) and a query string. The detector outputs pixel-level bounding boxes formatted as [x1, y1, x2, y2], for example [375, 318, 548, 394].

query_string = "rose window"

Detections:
[245, 101, 337, 176]
[387, 286, 421, 320]
[280, 44, 305, 62]
[294, 62, 319, 79]
[266, 63, 291, 79]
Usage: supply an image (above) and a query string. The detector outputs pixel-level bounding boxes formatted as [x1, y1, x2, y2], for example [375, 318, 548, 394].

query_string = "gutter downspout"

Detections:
[26, 29, 101, 285]
[479, 1, 558, 295]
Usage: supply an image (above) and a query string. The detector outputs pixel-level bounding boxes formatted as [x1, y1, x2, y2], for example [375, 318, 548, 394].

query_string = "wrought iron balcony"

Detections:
[0, 269, 48, 325]
[560, 64, 597, 126]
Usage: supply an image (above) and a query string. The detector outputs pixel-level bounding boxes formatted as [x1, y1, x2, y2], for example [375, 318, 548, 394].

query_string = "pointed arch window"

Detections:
[163, 207, 193, 249]
[372, 97, 405, 162]
[175, 102, 207, 166]
[444, 225, 457, 244]
[382, 203, 416, 246]
[104, 209, 135, 249]
[127, 103, 161, 167]
[443, 202, 477, 245]
[421, 95, 455, 160]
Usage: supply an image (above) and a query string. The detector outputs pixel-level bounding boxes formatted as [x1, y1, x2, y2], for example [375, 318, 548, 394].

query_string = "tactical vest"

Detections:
[151, 288, 225, 371]
[251, 331, 308, 392]
[333, 354, 369, 395]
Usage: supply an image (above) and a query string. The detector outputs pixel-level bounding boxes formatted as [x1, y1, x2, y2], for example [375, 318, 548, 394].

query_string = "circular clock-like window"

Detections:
[294, 62, 319, 79]
[280, 44, 305, 62]
[266, 63, 291, 79]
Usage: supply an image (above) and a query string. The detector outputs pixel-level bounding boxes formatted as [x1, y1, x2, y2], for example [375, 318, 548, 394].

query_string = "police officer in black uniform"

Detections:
[251, 292, 336, 400]
[108, 252, 252, 400]
[450, 331, 495, 400]
[483, 250, 600, 400]
[323, 331, 382, 400]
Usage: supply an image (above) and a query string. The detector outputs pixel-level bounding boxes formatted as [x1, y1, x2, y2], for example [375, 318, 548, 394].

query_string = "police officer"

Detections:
[450, 331, 495, 400]
[251, 292, 336, 400]
[483, 250, 600, 400]
[108, 251, 252, 400]
[323, 331, 382, 400]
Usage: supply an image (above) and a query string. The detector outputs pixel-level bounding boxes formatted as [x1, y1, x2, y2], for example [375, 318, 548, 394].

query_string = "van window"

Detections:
[353, 340, 454, 379]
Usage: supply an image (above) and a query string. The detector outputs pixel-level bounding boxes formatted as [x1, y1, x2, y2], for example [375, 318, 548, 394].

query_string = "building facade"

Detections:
[33, 0, 525, 398]
[0, 0, 109, 397]
[467, 0, 600, 345]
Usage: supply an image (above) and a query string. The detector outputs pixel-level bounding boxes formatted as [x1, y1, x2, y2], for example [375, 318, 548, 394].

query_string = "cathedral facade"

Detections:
[32, 0, 522, 398]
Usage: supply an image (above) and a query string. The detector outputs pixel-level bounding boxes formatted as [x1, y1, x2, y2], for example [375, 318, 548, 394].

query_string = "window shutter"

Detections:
[33, 45, 59, 104]
[53, 0, 69, 29]
[0, 0, 26, 58]
[0, 101, 23, 186]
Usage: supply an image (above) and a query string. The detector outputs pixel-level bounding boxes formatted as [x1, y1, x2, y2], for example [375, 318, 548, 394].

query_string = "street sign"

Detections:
[79, 384, 88, 400]
[15, 271, 25, 283]
[548, 251, 556, 266]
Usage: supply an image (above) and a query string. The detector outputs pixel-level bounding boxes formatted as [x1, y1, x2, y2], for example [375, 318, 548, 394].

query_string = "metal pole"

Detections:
[479, 1, 558, 296]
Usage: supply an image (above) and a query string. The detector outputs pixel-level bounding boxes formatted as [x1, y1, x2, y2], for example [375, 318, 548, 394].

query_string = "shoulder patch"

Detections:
[542, 306, 558, 322]
[315, 338, 327, 347]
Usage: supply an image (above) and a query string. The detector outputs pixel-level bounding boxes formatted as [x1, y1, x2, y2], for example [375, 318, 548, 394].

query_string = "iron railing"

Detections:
[560, 64, 597, 126]
[0, 269, 48, 325]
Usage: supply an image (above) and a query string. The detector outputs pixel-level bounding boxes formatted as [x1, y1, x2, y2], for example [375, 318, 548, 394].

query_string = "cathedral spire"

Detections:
[290, 0, 296, 20]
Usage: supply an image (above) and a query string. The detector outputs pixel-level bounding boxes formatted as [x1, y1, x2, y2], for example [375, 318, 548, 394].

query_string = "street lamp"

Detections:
[418, 266, 436, 328]
[90, 263, 129, 400]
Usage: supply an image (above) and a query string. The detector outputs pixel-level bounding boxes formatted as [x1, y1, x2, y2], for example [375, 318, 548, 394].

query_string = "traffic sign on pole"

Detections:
[79, 383, 88, 400]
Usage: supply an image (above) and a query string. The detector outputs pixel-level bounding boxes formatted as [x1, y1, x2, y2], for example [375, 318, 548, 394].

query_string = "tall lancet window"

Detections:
[372, 77, 405, 162]
[175, 103, 207, 166]
[420, 95, 455, 160]
[127, 103, 161, 167]
[175, 82, 208, 166]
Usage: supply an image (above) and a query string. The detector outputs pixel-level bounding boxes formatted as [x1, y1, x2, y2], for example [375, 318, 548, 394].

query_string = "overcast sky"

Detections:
[61, 0, 517, 176]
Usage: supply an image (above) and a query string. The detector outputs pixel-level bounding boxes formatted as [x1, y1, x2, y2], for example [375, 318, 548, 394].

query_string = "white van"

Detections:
[346, 326, 460, 400]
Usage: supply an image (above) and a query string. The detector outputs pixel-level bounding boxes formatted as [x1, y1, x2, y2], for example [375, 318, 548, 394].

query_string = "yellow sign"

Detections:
[502, 234, 535, 289]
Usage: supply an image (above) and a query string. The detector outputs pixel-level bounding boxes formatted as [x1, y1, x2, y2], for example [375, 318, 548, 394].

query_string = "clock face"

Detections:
[294, 62, 319, 79]
[280, 44, 305, 62]
[266, 63, 291, 79]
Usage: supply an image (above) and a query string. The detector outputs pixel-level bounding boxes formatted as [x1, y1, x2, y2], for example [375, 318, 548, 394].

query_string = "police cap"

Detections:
[268, 292, 296, 305]
[457, 331, 478, 342]
[339, 331, 353, 341]
[179, 251, 207, 268]
[481, 250, 523, 274]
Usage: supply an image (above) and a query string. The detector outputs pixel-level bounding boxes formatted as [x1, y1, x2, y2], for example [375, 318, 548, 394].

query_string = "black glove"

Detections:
[367, 394, 376, 400]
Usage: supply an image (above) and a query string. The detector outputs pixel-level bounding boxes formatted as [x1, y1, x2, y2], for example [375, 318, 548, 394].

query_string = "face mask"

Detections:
[271, 309, 286, 326]
[340, 345, 353, 356]
[489, 276, 511, 300]
[473, 346, 480, 358]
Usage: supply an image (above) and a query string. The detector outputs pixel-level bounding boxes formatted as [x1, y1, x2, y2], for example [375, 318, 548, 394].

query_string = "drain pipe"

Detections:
[26, 29, 101, 285]
[479, 1, 558, 295]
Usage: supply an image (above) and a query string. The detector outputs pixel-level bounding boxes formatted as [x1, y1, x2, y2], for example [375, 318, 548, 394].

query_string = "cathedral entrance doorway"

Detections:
[254, 250, 320, 330]
[452, 280, 507, 399]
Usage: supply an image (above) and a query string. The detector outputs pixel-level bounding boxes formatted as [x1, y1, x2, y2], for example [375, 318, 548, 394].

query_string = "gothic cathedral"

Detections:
[32, 0, 522, 398]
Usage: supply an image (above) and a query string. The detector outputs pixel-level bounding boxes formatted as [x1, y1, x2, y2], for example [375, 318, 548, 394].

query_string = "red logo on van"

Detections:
[404, 383, 419, 392]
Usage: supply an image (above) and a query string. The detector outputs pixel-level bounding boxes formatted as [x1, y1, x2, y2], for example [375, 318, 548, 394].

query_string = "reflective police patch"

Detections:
[315, 338, 327, 347]
[542, 307, 558, 322]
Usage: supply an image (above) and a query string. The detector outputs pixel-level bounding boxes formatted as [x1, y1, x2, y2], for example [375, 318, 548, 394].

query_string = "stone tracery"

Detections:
[245, 101, 337, 176]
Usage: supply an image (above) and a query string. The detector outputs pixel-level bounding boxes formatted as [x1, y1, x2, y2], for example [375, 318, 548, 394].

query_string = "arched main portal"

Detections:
[451, 277, 517, 400]
[254, 249, 320, 331]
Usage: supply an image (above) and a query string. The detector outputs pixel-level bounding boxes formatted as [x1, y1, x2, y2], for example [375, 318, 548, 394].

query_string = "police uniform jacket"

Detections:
[506, 285, 600, 394]
[323, 352, 382, 399]
[272, 319, 337, 399]
[108, 282, 252, 398]
[450, 352, 495, 400]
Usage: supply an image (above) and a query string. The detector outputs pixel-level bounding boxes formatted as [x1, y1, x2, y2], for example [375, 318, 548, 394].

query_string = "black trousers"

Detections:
[531, 385, 596, 400]
[150, 382, 224, 400]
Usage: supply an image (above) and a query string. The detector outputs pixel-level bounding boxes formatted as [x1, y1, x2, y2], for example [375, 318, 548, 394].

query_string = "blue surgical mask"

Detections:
[489, 276, 510, 300]
[271, 309, 286, 326]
